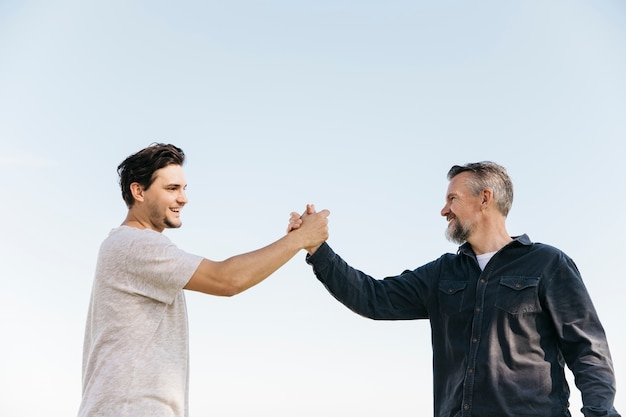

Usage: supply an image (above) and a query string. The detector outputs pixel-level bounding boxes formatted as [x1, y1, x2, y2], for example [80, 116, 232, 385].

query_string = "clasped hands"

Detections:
[287, 204, 330, 254]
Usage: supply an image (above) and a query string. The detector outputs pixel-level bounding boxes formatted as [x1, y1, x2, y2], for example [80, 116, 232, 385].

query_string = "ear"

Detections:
[129, 182, 145, 203]
[481, 188, 493, 208]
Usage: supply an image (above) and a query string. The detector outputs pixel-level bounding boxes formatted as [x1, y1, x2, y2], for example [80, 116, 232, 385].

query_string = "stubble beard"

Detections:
[164, 217, 182, 229]
[148, 202, 182, 229]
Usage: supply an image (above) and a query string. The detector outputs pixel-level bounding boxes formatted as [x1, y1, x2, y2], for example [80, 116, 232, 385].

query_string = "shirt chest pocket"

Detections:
[438, 280, 468, 314]
[495, 276, 541, 314]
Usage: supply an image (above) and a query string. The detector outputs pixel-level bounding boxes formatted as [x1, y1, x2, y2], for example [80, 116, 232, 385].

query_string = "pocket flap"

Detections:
[439, 280, 468, 295]
[499, 276, 539, 291]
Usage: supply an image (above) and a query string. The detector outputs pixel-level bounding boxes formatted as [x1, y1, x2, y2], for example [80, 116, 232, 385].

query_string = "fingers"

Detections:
[302, 205, 330, 221]
[317, 208, 330, 218]
[287, 204, 330, 234]
[303, 208, 330, 254]
[286, 212, 303, 233]
[303, 207, 330, 233]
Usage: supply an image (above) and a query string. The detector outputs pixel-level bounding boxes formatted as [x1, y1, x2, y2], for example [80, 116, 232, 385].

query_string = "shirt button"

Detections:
[472, 338, 479, 343]
[475, 307, 481, 312]
[515, 283, 521, 289]
[468, 368, 474, 374]
[479, 279, 486, 284]
[464, 404, 470, 410]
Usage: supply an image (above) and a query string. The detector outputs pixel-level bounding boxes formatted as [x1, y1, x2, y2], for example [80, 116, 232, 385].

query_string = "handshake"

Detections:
[287, 204, 330, 254]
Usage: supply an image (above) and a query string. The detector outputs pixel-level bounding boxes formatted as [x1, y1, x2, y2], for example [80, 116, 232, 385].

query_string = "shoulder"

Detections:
[512, 235, 573, 263]
[99, 227, 182, 264]
[103, 226, 171, 247]
[524, 241, 581, 282]
[111, 225, 169, 241]
[527, 241, 572, 262]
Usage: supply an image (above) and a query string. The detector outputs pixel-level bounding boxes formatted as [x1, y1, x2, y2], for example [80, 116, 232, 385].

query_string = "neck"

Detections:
[467, 222, 512, 255]
[469, 235, 513, 255]
[122, 211, 162, 232]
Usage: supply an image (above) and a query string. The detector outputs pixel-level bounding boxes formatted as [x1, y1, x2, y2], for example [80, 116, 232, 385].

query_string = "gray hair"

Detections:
[447, 161, 514, 217]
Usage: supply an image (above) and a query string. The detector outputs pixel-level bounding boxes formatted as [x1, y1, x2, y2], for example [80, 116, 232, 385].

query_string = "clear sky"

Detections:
[1, 1, 625, 416]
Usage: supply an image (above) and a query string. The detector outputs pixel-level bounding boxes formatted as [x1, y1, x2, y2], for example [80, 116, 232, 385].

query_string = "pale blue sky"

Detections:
[1, 1, 625, 416]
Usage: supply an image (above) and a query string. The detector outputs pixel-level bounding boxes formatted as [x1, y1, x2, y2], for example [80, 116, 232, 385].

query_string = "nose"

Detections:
[441, 203, 450, 218]
[178, 189, 188, 205]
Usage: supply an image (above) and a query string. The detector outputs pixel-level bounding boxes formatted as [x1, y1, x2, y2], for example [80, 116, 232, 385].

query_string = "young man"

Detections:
[292, 162, 620, 417]
[78, 143, 330, 417]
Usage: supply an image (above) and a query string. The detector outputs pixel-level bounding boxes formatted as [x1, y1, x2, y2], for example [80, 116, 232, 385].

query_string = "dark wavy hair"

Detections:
[447, 161, 514, 217]
[117, 143, 186, 208]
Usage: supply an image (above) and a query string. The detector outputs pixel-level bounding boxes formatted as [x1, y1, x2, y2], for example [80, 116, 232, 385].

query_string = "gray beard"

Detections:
[446, 220, 471, 245]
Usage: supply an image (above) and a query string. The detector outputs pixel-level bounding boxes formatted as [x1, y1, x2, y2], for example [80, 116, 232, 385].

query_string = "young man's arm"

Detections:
[184, 207, 329, 296]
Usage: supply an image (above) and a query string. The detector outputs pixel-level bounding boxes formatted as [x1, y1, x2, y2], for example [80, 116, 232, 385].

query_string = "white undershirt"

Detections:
[476, 251, 497, 270]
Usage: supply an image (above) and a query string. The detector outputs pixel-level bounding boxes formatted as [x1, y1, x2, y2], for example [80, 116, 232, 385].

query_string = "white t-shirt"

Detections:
[476, 250, 497, 270]
[78, 226, 203, 417]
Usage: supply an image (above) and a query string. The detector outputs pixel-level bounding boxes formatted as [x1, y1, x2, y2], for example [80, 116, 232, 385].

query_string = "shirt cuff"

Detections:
[305, 242, 331, 265]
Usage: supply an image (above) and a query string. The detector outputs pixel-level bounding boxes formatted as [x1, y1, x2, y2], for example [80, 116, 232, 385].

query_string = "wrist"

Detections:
[305, 243, 323, 255]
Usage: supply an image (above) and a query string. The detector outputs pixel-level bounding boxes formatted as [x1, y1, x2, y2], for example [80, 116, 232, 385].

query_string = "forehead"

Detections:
[153, 164, 187, 184]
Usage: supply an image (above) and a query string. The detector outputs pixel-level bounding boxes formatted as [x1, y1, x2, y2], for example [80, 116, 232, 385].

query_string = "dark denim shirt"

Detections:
[306, 235, 620, 417]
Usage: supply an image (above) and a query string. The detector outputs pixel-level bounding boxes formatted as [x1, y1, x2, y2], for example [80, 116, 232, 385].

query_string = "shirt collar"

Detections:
[458, 234, 533, 257]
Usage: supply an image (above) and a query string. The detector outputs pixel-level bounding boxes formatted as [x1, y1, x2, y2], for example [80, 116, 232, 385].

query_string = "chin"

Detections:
[164, 219, 183, 229]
